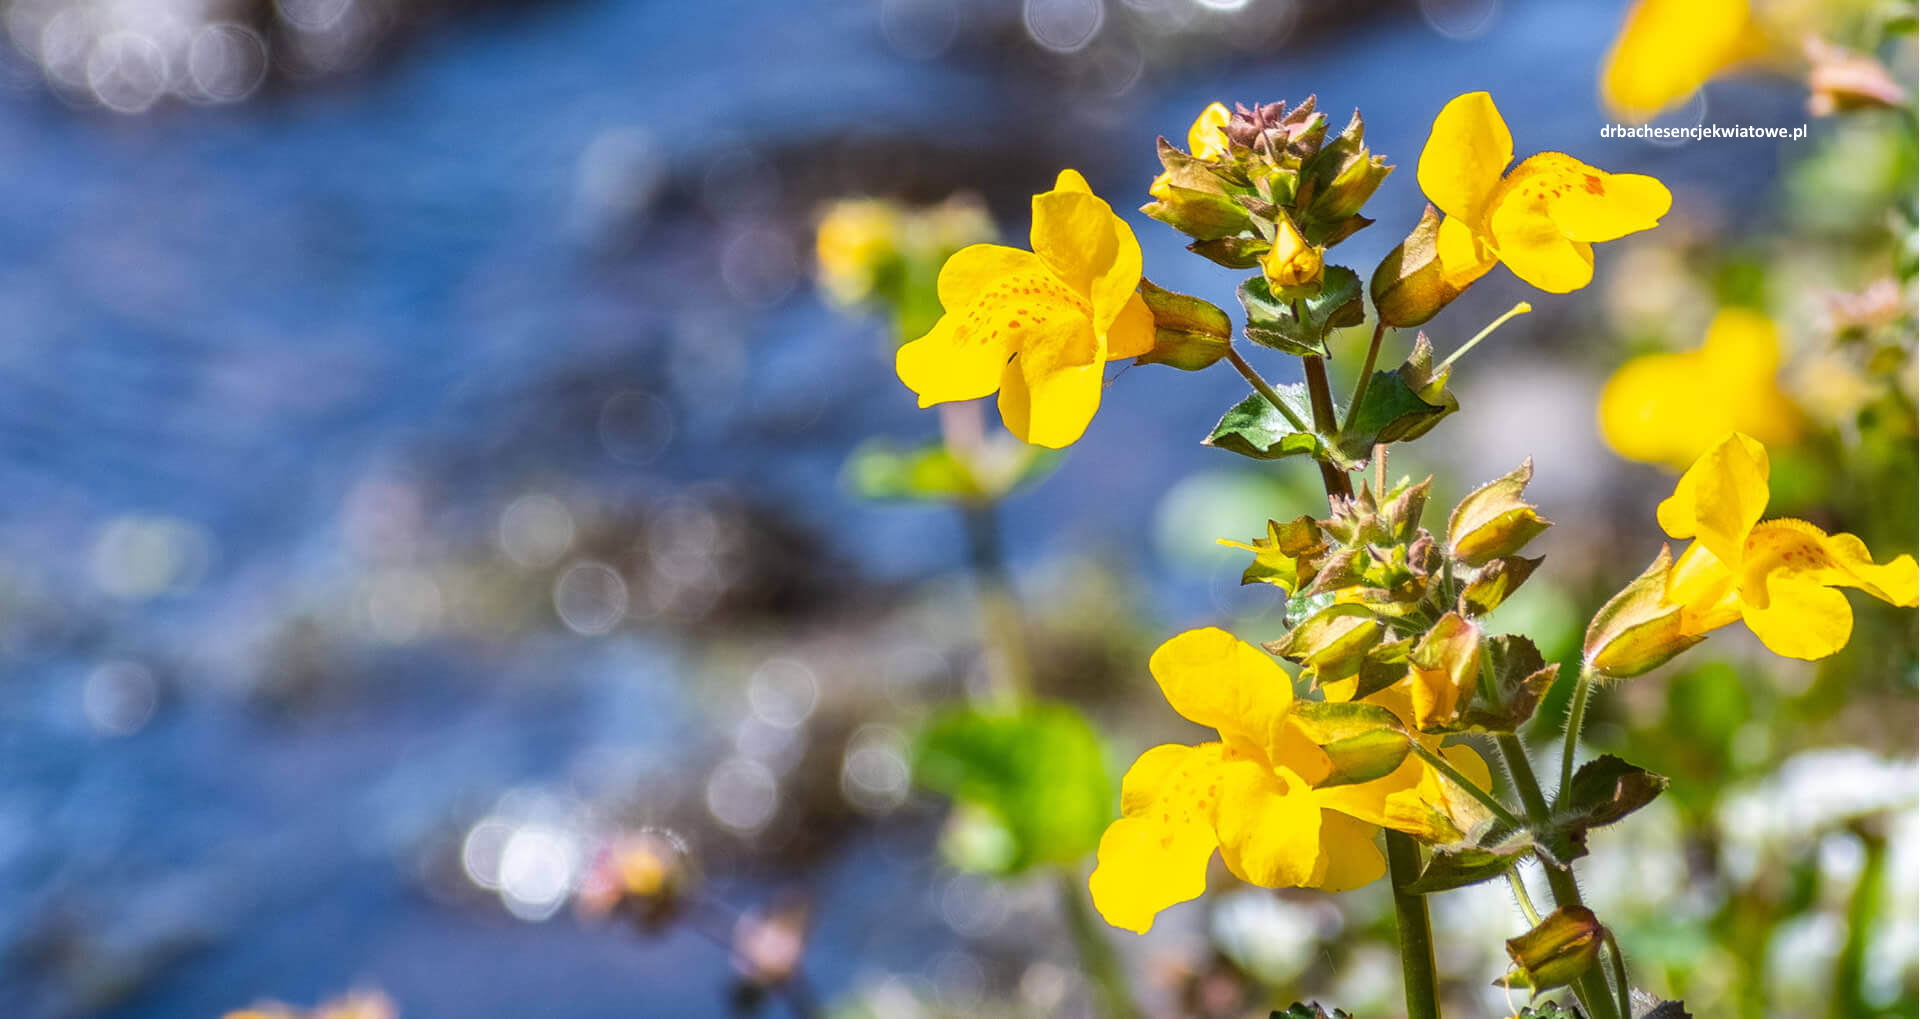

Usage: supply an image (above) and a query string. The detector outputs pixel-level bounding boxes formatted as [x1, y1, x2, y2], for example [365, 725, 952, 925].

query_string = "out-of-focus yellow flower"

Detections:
[814, 199, 904, 305]
[1088, 628, 1490, 933]
[226, 992, 397, 1019]
[1417, 92, 1671, 294]
[1150, 102, 1233, 200]
[1600, 0, 1759, 121]
[1259, 215, 1325, 290]
[895, 169, 1153, 449]
[1598, 308, 1801, 469]
[1657, 433, 1917, 660]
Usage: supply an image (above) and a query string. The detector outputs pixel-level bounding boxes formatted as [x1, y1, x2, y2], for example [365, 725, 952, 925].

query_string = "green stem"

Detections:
[1559, 666, 1597, 800]
[1604, 930, 1632, 1017]
[1507, 869, 1542, 926]
[1224, 345, 1313, 433]
[1056, 871, 1142, 1019]
[1407, 740, 1527, 831]
[1301, 355, 1355, 502]
[1385, 831, 1443, 1019]
[1834, 821, 1887, 1017]
[1496, 733, 1624, 1019]
[1342, 319, 1390, 433]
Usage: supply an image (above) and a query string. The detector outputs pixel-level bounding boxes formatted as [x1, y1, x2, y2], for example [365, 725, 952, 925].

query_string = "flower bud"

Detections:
[1583, 546, 1706, 678]
[1497, 906, 1605, 993]
[1447, 459, 1552, 567]
[1260, 215, 1325, 291]
[1370, 205, 1467, 328]
[1133, 279, 1234, 371]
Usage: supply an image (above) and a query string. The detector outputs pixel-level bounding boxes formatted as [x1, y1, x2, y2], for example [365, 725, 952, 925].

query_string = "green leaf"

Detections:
[1271, 1005, 1353, 1019]
[1337, 371, 1456, 458]
[912, 702, 1114, 874]
[1204, 390, 1330, 462]
[1448, 459, 1553, 567]
[1555, 755, 1669, 829]
[1513, 1004, 1582, 1018]
[845, 439, 1057, 504]
[1237, 266, 1364, 357]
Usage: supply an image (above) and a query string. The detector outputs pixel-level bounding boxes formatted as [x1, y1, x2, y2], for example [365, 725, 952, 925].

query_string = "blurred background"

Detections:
[0, 0, 1913, 1016]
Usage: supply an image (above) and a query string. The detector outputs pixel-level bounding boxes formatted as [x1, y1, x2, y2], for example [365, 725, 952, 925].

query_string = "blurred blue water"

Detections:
[0, 0, 1805, 1013]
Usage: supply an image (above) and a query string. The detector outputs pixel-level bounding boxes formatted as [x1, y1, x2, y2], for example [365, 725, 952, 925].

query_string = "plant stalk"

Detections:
[1496, 733, 1624, 1019]
[1224, 344, 1313, 433]
[1559, 666, 1597, 800]
[1301, 354, 1355, 502]
[1386, 831, 1443, 1019]
[1342, 319, 1390, 433]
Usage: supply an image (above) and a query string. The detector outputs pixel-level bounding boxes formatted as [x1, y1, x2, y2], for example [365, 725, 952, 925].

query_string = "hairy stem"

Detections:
[1496, 733, 1625, 1019]
[1559, 666, 1597, 800]
[1386, 831, 1443, 1019]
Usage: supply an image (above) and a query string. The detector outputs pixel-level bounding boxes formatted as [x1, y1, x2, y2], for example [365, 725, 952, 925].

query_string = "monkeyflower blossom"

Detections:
[1598, 308, 1801, 470]
[1089, 628, 1489, 933]
[1417, 91, 1671, 294]
[895, 170, 1153, 448]
[1658, 433, 1917, 660]
[1601, 0, 1757, 121]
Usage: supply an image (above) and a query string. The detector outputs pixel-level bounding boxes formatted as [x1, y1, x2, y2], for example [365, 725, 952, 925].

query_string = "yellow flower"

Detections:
[1656, 433, 1917, 660]
[1088, 628, 1490, 933]
[1598, 308, 1801, 469]
[1150, 102, 1233, 201]
[895, 169, 1154, 448]
[1417, 91, 1671, 294]
[1260, 214, 1325, 290]
[814, 199, 904, 305]
[1601, 0, 1759, 122]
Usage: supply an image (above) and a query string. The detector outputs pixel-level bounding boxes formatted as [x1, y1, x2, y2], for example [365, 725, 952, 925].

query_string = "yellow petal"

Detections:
[1187, 101, 1232, 160]
[1526, 160, 1672, 243]
[902, 264, 1091, 409]
[1597, 350, 1704, 467]
[1667, 540, 1744, 636]
[1416, 91, 1513, 224]
[1743, 518, 1919, 608]
[1699, 309, 1803, 449]
[1213, 755, 1321, 889]
[1147, 628, 1295, 760]
[1601, 0, 1754, 121]
[996, 327, 1105, 448]
[1309, 810, 1385, 892]
[1104, 290, 1157, 361]
[1435, 214, 1498, 289]
[895, 315, 1008, 408]
[1656, 432, 1770, 567]
[1487, 184, 1595, 293]
[935, 243, 1047, 311]
[1739, 562, 1855, 660]
[1089, 743, 1224, 933]
[1031, 171, 1144, 333]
